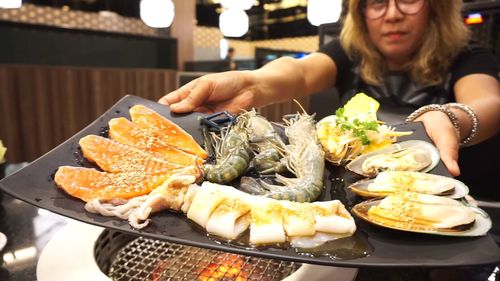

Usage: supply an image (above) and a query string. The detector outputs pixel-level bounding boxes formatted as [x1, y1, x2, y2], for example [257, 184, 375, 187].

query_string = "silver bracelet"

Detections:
[445, 103, 479, 147]
[405, 104, 461, 137]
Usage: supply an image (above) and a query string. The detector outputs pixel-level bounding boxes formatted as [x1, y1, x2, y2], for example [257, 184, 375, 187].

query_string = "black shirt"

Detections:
[319, 39, 498, 110]
[318, 39, 500, 200]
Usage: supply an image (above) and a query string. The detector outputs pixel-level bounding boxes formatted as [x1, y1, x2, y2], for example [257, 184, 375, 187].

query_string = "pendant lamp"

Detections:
[140, 0, 175, 28]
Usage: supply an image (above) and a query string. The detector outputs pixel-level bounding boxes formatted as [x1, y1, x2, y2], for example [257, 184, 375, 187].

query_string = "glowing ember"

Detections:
[198, 253, 248, 281]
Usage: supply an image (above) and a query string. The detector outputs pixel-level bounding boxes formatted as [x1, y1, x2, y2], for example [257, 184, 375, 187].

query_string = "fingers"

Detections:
[431, 125, 461, 177]
[158, 79, 214, 113]
[158, 94, 174, 105]
[417, 112, 461, 177]
[170, 80, 213, 113]
[436, 141, 460, 177]
[158, 84, 191, 106]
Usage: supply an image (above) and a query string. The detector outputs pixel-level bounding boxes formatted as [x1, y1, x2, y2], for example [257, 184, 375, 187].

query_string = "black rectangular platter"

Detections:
[1, 95, 499, 268]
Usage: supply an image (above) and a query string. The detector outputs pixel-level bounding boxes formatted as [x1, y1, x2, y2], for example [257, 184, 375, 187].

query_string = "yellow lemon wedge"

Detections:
[0, 140, 6, 164]
[343, 93, 380, 121]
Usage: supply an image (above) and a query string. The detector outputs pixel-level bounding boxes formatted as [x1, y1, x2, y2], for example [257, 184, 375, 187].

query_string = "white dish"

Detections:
[37, 221, 110, 281]
[0, 232, 7, 251]
[283, 263, 358, 281]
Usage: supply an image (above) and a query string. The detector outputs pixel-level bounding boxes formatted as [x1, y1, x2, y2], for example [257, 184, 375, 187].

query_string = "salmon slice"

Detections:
[54, 166, 169, 202]
[108, 117, 203, 167]
[129, 105, 208, 159]
[79, 135, 187, 175]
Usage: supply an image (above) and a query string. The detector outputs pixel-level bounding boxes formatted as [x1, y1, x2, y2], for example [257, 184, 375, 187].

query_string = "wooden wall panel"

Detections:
[0, 65, 309, 163]
[258, 97, 310, 122]
[0, 68, 22, 162]
[0, 65, 177, 162]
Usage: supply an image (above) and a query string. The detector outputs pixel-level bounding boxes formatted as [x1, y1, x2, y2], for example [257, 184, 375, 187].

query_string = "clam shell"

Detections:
[346, 140, 440, 177]
[347, 171, 469, 199]
[352, 198, 491, 236]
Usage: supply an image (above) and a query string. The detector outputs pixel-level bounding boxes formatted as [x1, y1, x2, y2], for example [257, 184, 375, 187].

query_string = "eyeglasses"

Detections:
[362, 0, 426, 20]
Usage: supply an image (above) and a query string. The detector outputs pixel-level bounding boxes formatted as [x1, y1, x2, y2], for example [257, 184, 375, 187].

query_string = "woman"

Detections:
[160, 0, 499, 188]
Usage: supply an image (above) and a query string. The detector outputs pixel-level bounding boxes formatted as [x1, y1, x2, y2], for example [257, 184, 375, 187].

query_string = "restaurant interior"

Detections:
[0, 0, 499, 280]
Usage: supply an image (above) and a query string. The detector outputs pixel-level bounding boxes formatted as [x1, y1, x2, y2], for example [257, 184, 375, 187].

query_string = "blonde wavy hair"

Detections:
[340, 0, 470, 86]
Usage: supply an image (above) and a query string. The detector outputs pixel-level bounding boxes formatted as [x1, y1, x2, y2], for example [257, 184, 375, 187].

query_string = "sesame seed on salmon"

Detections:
[54, 166, 171, 202]
[108, 117, 203, 167]
[130, 105, 208, 159]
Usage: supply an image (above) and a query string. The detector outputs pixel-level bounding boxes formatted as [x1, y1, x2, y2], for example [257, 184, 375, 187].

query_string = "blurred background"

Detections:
[0, 2, 499, 280]
[0, 0, 499, 163]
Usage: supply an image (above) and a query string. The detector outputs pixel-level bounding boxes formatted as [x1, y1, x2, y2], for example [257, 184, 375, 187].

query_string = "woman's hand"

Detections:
[415, 111, 461, 177]
[160, 53, 339, 115]
[159, 71, 257, 114]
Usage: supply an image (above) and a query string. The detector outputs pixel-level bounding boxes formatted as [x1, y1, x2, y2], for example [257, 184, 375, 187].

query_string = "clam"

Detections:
[348, 171, 469, 199]
[352, 192, 492, 236]
[346, 140, 440, 177]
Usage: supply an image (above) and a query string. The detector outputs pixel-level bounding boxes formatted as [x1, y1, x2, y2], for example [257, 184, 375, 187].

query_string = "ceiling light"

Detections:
[465, 13, 483, 25]
[307, 0, 342, 26]
[99, 10, 119, 17]
[0, 0, 22, 9]
[140, 0, 175, 28]
[219, 9, 249, 38]
[220, 38, 229, 59]
[220, 0, 253, 10]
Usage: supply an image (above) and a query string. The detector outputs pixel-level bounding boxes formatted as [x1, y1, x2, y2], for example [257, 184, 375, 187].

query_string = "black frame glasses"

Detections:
[362, 0, 426, 20]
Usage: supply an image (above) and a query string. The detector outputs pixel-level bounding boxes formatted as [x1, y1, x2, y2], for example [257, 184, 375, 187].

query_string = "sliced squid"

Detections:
[280, 201, 316, 237]
[187, 182, 356, 247]
[88, 179, 357, 247]
[249, 199, 287, 245]
[312, 201, 357, 234]
[205, 198, 251, 240]
[186, 183, 228, 228]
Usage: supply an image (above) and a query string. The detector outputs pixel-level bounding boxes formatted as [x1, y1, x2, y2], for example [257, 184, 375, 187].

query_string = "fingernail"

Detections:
[159, 98, 169, 105]
[171, 101, 190, 112]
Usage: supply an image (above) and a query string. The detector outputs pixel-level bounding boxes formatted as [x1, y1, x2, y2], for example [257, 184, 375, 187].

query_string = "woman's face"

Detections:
[364, 0, 430, 68]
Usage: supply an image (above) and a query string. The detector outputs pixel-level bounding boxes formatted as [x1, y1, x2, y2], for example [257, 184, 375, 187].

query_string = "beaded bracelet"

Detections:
[405, 104, 461, 138]
[445, 103, 479, 147]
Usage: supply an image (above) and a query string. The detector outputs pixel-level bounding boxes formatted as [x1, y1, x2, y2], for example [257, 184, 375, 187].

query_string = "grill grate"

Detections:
[108, 237, 301, 281]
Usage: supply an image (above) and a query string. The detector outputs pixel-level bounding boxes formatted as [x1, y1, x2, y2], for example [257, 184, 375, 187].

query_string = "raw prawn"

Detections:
[243, 109, 288, 175]
[201, 112, 251, 184]
[241, 106, 325, 202]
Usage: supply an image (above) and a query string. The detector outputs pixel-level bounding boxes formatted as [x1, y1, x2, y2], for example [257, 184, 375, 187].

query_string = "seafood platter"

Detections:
[0, 94, 499, 268]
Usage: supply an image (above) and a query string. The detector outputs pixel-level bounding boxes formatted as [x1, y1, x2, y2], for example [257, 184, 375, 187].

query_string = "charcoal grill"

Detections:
[97, 230, 301, 281]
[37, 221, 358, 281]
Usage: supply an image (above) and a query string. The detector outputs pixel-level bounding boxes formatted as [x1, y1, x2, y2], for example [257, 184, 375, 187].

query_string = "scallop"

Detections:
[351, 192, 492, 236]
[347, 171, 469, 199]
[346, 140, 440, 177]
